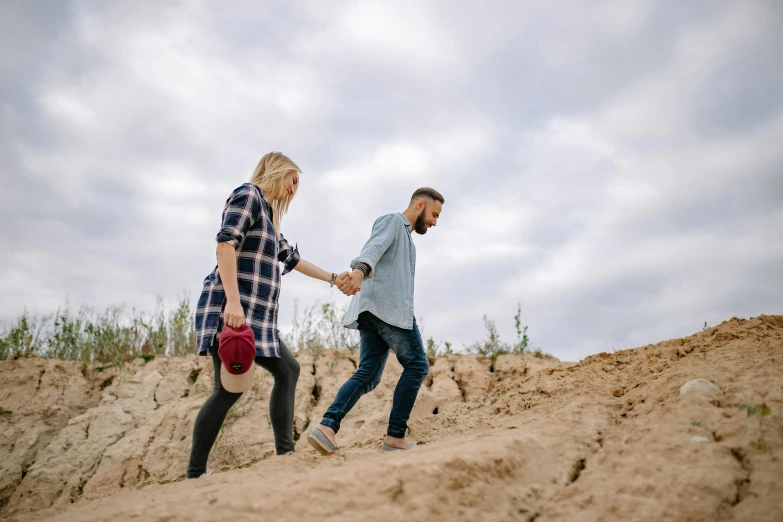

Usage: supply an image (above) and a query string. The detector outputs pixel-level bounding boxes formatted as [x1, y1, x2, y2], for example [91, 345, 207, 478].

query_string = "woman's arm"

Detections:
[217, 242, 245, 329]
[293, 259, 353, 292]
[293, 258, 337, 283]
[215, 184, 262, 330]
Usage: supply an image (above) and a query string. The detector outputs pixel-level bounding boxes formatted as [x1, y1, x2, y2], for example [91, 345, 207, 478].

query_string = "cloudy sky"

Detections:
[1, 0, 781, 361]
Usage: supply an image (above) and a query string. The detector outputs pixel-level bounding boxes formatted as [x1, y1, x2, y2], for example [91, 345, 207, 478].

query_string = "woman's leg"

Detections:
[254, 338, 300, 454]
[187, 344, 243, 478]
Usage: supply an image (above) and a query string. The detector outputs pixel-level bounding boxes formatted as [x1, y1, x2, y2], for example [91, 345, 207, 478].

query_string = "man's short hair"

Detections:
[410, 187, 445, 205]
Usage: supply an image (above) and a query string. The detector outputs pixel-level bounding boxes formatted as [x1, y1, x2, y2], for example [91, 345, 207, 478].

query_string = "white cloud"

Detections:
[299, 0, 457, 70]
[2, 0, 781, 363]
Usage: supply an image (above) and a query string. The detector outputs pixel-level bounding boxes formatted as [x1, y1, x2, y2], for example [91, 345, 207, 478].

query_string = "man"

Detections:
[307, 187, 444, 454]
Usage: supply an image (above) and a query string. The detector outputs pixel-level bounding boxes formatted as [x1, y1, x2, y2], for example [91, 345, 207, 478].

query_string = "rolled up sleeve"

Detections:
[216, 185, 261, 248]
[351, 214, 397, 278]
[278, 233, 301, 275]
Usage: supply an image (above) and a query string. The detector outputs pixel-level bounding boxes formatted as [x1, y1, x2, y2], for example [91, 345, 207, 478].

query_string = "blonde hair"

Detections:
[249, 152, 301, 236]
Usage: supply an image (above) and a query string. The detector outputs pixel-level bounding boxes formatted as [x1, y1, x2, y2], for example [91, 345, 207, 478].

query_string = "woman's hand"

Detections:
[224, 299, 246, 329]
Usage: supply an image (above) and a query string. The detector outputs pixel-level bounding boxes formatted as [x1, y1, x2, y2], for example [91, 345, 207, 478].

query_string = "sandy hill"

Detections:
[1, 315, 781, 522]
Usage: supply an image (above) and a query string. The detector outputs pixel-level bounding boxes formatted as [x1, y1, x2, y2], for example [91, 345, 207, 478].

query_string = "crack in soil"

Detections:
[152, 381, 161, 411]
[568, 458, 586, 485]
[99, 375, 115, 391]
[294, 359, 317, 443]
[456, 377, 468, 402]
[67, 435, 126, 505]
[35, 369, 46, 395]
[311, 380, 321, 408]
[729, 447, 751, 507]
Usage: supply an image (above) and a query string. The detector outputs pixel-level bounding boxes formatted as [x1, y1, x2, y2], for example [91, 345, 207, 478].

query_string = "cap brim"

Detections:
[220, 362, 255, 393]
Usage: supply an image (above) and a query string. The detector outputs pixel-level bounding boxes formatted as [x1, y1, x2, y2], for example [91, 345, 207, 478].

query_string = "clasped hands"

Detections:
[335, 269, 363, 296]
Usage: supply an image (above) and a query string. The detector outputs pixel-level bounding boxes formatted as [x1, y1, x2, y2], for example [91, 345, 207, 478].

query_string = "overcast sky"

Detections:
[1, 0, 781, 361]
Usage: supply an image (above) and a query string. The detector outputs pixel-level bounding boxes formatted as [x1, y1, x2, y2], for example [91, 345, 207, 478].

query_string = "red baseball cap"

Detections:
[218, 324, 256, 393]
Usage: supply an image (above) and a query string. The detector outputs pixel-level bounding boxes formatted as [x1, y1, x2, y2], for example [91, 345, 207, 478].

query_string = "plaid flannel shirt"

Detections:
[195, 183, 300, 358]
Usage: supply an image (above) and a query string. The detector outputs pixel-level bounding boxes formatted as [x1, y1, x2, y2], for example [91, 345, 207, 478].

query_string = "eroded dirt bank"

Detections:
[1, 315, 781, 521]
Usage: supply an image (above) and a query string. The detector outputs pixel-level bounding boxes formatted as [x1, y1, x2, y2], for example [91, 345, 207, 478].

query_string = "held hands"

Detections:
[224, 299, 246, 330]
[336, 269, 363, 296]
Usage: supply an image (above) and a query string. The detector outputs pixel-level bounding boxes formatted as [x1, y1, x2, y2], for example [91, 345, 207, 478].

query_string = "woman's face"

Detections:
[280, 170, 299, 199]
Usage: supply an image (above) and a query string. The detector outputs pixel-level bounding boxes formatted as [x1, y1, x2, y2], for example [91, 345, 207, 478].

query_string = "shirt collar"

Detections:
[400, 213, 412, 234]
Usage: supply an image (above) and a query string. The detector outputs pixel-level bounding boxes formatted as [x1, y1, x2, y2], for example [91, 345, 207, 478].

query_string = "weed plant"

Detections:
[2, 296, 548, 364]
[0, 295, 195, 363]
[285, 300, 359, 355]
[468, 302, 542, 361]
[739, 392, 773, 451]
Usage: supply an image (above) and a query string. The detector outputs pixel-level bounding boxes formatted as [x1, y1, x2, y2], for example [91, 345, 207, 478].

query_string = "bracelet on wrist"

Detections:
[330, 273, 336, 288]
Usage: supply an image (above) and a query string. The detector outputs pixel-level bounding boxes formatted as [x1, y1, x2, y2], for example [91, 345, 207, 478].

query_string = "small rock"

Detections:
[690, 436, 710, 444]
[612, 388, 624, 397]
[679, 379, 720, 395]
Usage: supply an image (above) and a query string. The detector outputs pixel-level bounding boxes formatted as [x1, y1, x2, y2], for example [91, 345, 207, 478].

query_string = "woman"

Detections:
[187, 152, 349, 478]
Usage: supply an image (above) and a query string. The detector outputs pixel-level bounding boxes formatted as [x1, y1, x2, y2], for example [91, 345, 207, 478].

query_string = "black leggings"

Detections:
[187, 338, 300, 478]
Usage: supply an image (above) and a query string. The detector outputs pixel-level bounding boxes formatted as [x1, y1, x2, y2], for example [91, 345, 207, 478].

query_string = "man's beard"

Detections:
[414, 209, 428, 235]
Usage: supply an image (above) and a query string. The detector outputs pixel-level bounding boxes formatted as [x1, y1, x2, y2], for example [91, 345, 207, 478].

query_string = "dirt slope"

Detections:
[1, 315, 781, 521]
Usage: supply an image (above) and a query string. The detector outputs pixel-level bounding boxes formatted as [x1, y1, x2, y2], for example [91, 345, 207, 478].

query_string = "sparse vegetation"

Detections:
[470, 315, 508, 361]
[186, 377, 205, 395]
[738, 394, 772, 451]
[513, 302, 529, 353]
[0, 295, 195, 363]
[286, 300, 359, 355]
[531, 348, 555, 360]
[0, 408, 12, 417]
[468, 302, 536, 361]
[1, 296, 545, 364]
[426, 336, 454, 357]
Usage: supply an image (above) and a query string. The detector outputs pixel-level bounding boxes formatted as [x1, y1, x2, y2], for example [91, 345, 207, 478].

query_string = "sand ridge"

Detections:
[1, 315, 781, 521]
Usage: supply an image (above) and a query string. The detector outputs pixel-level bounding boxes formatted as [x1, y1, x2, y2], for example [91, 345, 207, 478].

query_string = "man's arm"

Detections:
[350, 214, 397, 278]
[337, 215, 397, 295]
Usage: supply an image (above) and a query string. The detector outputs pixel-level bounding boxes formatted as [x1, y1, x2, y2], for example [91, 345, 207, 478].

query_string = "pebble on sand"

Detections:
[690, 436, 711, 444]
[679, 379, 720, 396]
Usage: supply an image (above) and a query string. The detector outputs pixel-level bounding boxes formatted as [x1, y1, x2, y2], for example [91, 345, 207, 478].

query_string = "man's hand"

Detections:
[335, 271, 355, 296]
[224, 299, 246, 329]
[337, 269, 363, 296]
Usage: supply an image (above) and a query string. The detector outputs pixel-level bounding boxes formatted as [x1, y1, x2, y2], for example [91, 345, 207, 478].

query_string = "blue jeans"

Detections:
[321, 312, 429, 439]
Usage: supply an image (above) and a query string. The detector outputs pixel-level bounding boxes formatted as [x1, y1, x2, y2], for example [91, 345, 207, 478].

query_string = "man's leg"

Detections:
[379, 317, 429, 447]
[317, 314, 389, 446]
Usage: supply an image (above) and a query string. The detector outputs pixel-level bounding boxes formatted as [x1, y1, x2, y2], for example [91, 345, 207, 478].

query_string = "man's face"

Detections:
[414, 200, 442, 235]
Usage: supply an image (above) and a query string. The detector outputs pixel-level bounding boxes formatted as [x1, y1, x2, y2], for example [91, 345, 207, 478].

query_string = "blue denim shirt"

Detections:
[344, 213, 416, 330]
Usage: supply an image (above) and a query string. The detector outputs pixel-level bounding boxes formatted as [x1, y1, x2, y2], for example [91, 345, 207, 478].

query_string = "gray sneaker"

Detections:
[307, 428, 339, 455]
